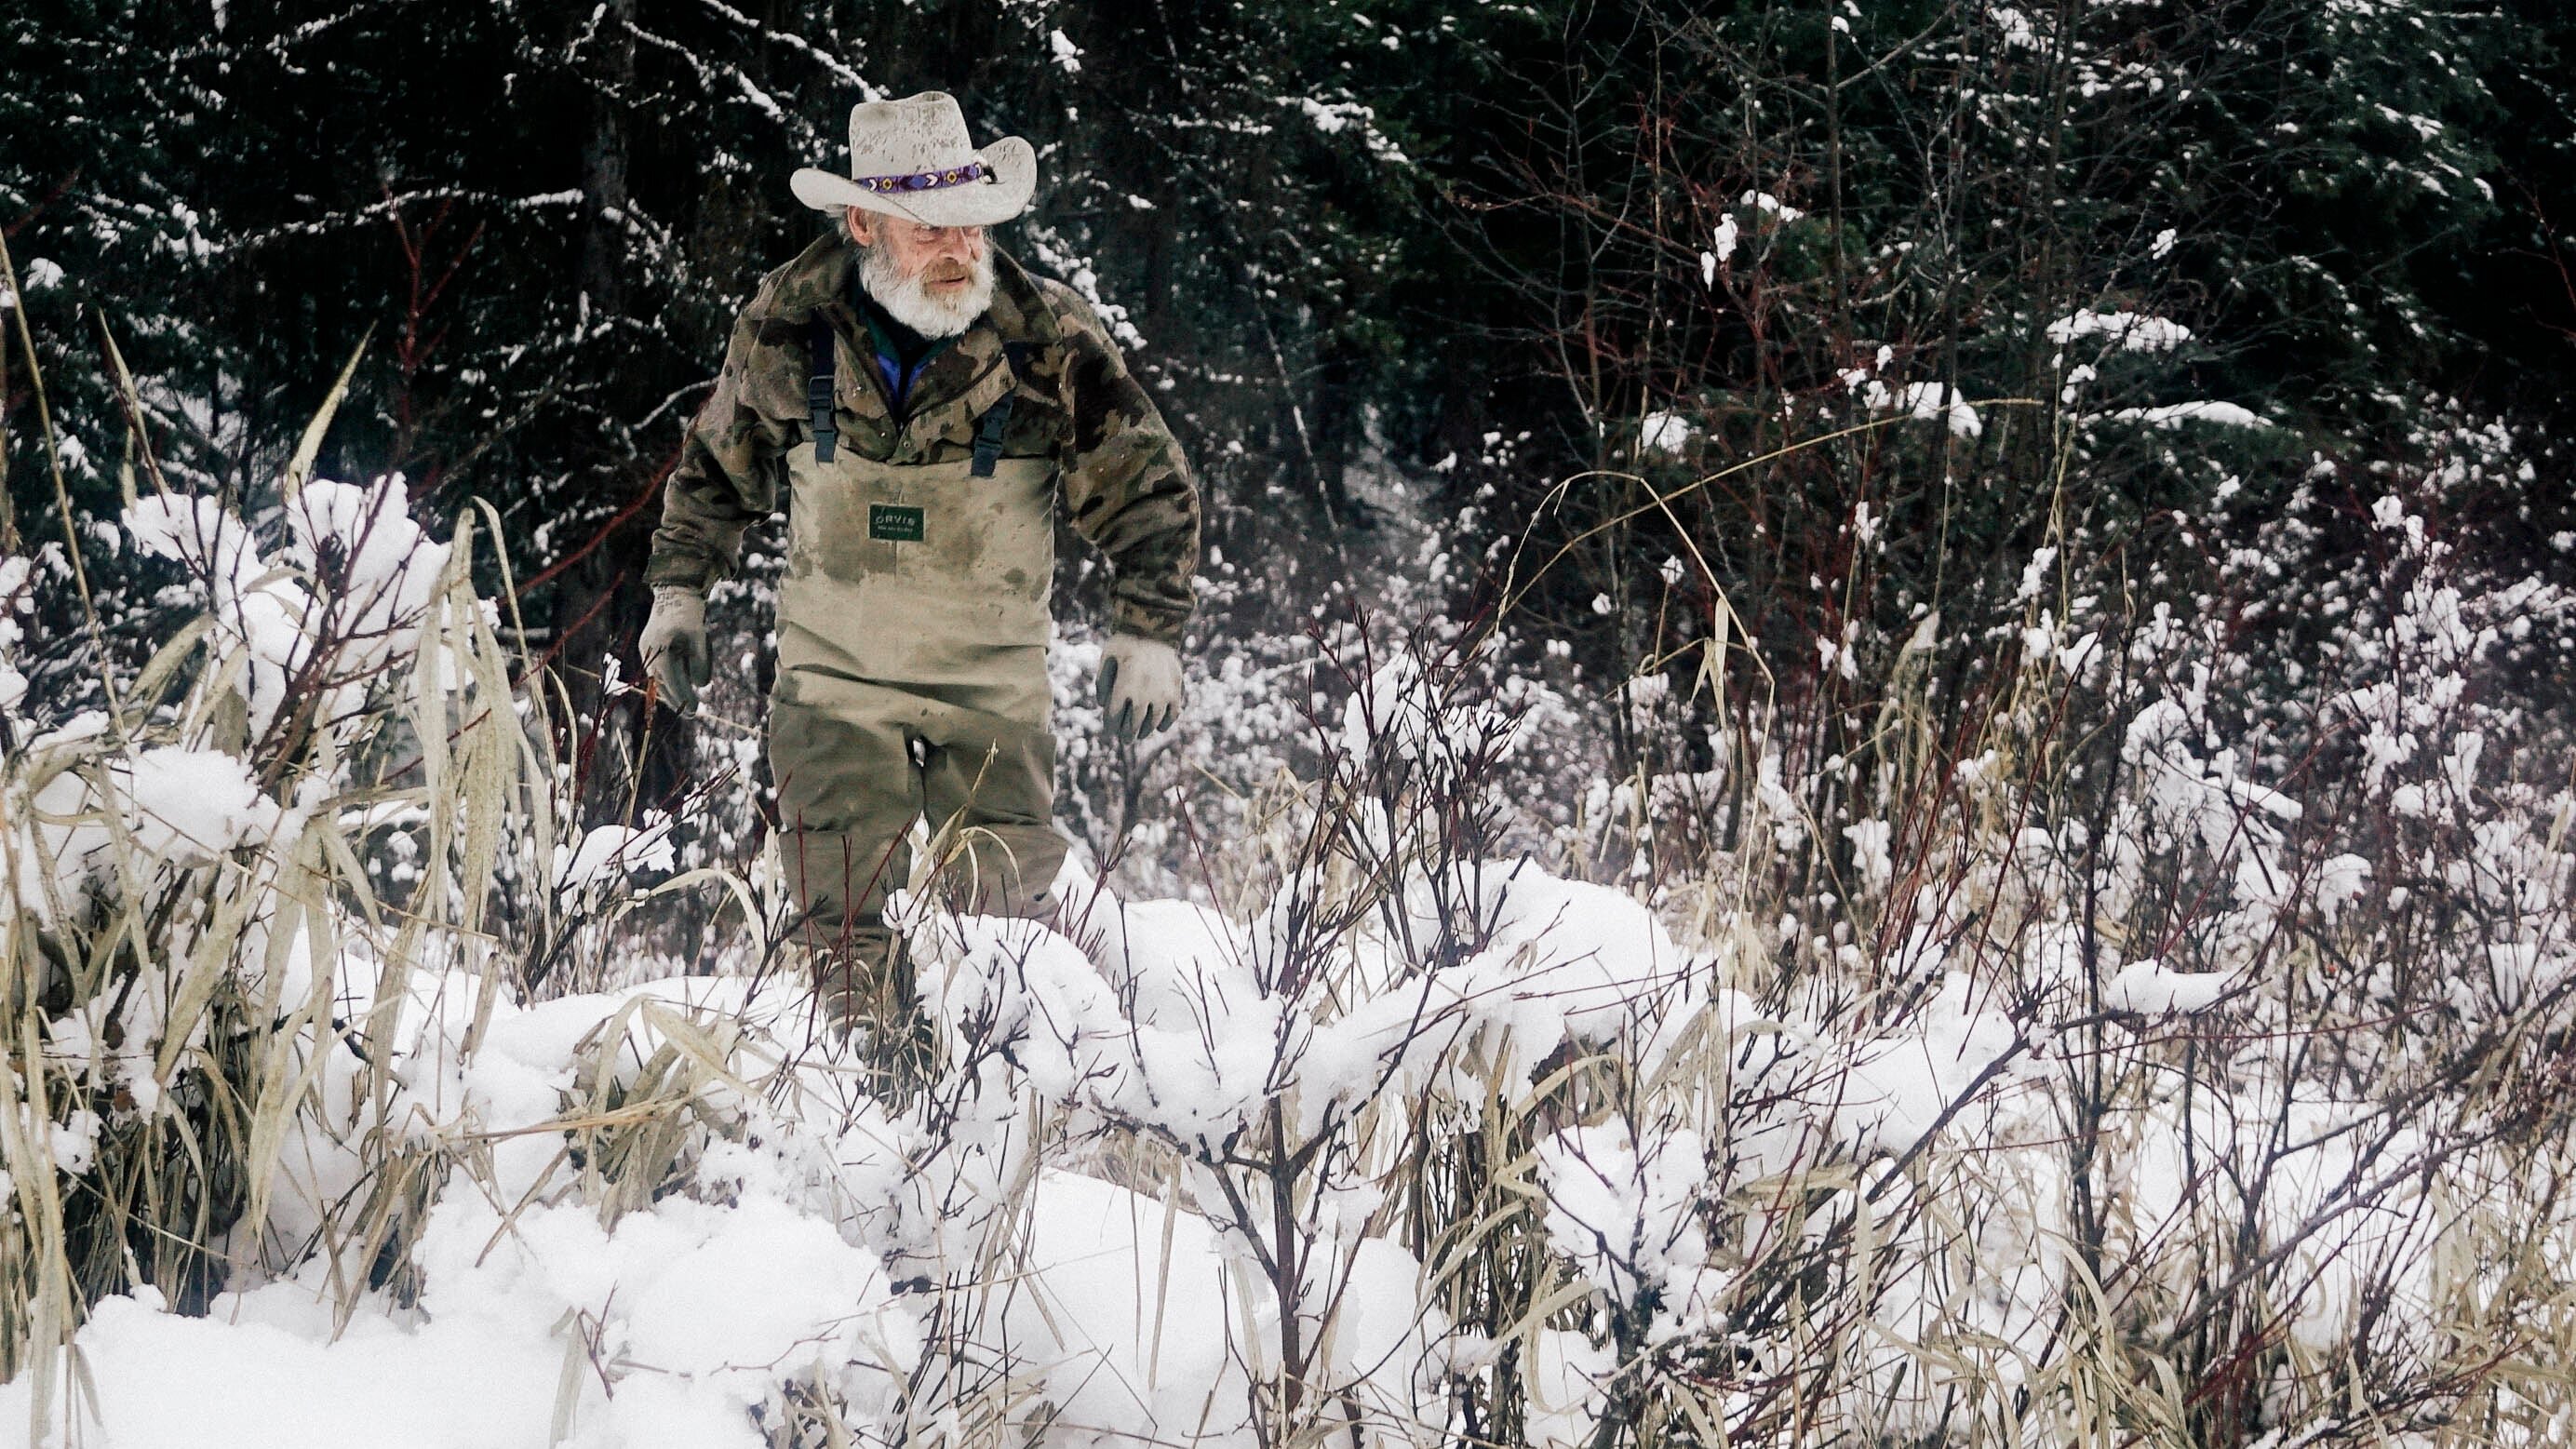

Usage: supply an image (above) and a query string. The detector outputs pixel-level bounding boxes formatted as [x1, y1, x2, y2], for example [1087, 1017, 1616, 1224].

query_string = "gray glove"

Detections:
[1097, 634, 1183, 739]
[638, 585, 710, 715]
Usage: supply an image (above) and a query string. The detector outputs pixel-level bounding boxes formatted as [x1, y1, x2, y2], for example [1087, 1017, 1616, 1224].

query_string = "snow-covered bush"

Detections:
[1509, 389, 2576, 1445]
[0, 466, 555, 1383]
[7, 457, 2575, 1445]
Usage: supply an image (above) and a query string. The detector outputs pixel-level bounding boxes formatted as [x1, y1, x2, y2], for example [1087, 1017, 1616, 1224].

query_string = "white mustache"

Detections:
[860, 238, 995, 339]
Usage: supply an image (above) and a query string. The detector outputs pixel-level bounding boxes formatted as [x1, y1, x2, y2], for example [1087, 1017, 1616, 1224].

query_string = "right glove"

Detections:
[638, 585, 710, 715]
[1097, 634, 1183, 739]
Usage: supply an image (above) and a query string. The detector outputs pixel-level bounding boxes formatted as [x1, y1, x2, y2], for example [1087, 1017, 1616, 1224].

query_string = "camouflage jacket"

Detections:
[646, 235, 1201, 646]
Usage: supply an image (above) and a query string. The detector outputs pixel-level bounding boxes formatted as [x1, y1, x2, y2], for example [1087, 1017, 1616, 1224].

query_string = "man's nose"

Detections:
[935, 227, 984, 263]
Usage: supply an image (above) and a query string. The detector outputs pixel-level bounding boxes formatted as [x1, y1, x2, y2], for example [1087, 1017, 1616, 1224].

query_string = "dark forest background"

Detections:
[5, 0, 2572, 851]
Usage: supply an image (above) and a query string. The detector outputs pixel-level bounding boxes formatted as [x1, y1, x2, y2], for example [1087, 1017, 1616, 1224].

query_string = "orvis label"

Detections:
[868, 504, 926, 543]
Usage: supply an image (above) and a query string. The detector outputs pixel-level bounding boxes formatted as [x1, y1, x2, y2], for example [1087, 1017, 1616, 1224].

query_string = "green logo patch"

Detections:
[868, 503, 925, 543]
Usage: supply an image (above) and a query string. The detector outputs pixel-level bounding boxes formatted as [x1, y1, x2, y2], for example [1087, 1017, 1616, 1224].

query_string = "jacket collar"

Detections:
[754, 232, 1056, 345]
[757, 233, 1057, 426]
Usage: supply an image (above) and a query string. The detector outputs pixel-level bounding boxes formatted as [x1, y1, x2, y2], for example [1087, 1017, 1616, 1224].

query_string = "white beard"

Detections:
[859, 236, 995, 339]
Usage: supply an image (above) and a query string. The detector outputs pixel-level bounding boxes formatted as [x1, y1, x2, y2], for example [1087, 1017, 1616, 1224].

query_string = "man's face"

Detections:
[847, 207, 998, 340]
[845, 209, 986, 294]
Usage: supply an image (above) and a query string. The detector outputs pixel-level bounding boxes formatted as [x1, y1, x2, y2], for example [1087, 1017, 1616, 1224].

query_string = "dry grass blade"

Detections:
[283, 327, 374, 503]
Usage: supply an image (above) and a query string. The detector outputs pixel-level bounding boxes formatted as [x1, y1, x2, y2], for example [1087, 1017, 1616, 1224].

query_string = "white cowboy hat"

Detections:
[790, 91, 1036, 229]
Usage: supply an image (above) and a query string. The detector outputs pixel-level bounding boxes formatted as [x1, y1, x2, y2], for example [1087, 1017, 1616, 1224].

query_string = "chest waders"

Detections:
[768, 315, 1068, 997]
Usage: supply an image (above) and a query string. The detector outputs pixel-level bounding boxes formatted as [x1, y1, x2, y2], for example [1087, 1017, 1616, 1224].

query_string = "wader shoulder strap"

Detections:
[807, 313, 838, 463]
[971, 395, 1013, 477]
[971, 342, 1039, 479]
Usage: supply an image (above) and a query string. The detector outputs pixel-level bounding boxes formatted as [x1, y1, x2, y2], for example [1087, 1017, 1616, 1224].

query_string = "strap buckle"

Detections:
[971, 393, 1015, 478]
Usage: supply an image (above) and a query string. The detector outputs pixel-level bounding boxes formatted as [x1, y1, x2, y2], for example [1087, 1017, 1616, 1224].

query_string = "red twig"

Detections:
[513, 444, 681, 600]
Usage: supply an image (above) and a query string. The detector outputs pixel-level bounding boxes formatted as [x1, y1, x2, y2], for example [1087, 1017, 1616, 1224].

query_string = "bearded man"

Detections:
[638, 91, 1197, 1033]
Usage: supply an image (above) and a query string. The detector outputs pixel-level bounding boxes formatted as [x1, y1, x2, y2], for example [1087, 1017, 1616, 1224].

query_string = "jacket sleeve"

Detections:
[1048, 288, 1201, 646]
[646, 312, 795, 593]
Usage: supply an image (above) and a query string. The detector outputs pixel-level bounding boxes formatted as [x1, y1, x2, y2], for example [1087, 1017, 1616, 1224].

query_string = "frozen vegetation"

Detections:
[1, 369, 2571, 1449]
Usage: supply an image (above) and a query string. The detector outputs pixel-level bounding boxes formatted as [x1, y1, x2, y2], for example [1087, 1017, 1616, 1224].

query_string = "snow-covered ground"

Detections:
[0, 865, 1687, 1449]
[9, 851, 2560, 1448]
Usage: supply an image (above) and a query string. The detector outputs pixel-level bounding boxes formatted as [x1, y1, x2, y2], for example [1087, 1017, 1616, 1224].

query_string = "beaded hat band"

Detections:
[856, 162, 995, 195]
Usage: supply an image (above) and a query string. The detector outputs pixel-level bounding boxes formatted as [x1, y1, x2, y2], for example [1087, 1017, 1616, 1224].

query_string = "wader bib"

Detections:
[769, 329, 1066, 950]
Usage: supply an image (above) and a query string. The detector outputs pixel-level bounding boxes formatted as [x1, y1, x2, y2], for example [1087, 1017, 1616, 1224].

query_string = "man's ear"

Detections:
[843, 208, 873, 246]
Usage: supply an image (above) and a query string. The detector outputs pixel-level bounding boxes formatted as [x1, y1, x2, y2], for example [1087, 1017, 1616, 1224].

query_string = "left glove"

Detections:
[1097, 634, 1183, 739]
